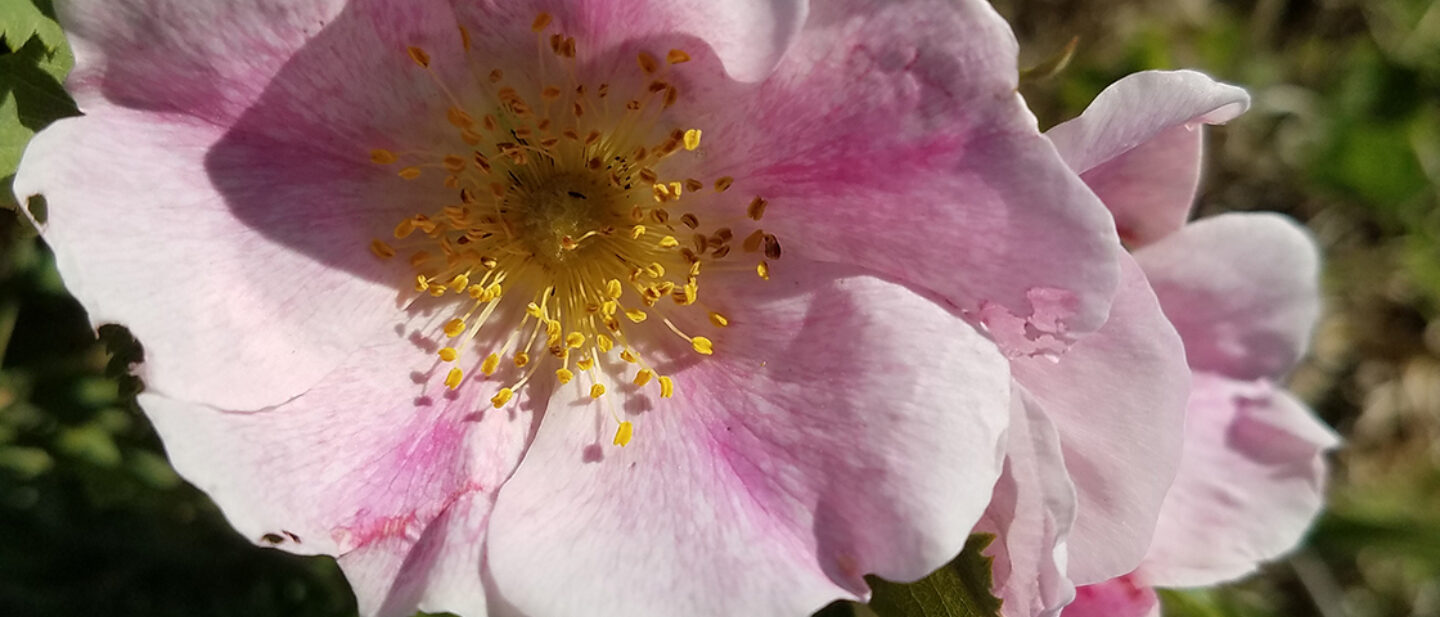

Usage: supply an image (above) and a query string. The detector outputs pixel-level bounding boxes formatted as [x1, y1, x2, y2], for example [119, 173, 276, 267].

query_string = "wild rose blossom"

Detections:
[13, 1, 1136, 615]
[983, 70, 1339, 617]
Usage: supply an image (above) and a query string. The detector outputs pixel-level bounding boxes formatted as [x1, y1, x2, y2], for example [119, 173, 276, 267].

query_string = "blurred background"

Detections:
[1, 0, 1438, 615]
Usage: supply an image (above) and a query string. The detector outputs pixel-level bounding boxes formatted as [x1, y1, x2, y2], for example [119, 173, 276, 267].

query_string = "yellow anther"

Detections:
[669, 181, 684, 197]
[691, 337, 714, 355]
[637, 51, 659, 74]
[653, 183, 672, 201]
[526, 302, 543, 318]
[633, 369, 654, 387]
[481, 353, 501, 376]
[566, 332, 586, 349]
[606, 279, 623, 299]
[491, 388, 514, 408]
[743, 229, 765, 252]
[370, 239, 396, 259]
[545, 320, 562, 341]
[577, 356, 595, 371]
[398, 167, 422, 180]
[601, 300, 618, 316]
[407, 46, 431, 68]
[647, 263, 666, 278]
[757, 261, 771, 280]
[613, 421, 634, 447]
[429, 285, 448, 297]
[674, 283, 698, 306]
[445, 367, 464, 389]
[448, 274, 470, 290]
[514, 351, 531, 368]
[486, 282, 502, 298]
[747, 196, 768, 221]
[658, 236, 679, 249]
[595, 334, 614, 353]
[556, 368, 574, 384]
[415, 275, 431, 292]
[667, 49, 692, 64]
[468, 285, 486, 299]
[683, 129, 702, 151]
[590, 383, 607, 398]
[709, 312, 730, 327]
[437, 347, 459, 362]
[631, 225, 647, 239]
[392, 219, 415, 239]
[658, 376, 675, 398]
[531, 12, 552, 32]
[620, 349, 639, 363]
[370, 149, 397, 164]
[444, 318, 466, 337]
[625, 308, 648, 323]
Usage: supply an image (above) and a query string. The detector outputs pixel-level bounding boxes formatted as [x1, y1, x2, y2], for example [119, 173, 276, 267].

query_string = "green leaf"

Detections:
[0, 0, 64, 52]
[866, 534, 1005, 617]
[0, 28, 77, 209]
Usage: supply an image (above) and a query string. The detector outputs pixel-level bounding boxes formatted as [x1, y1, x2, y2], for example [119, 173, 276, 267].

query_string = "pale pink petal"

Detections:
[459, 0, 808, 83]
[137, 329, 538, 616]
[1010, 256, 1190, 584]
[486, 265, 1011, 617]
[1045, 70, 1250, 246]
[57, 0, 462, 132]
[1135, 213, 1322, 381]
[18, 0, 492, 409]
[1139, 373, 1338, 587]
[14, 109, 444, 409]
[976, 387, 1077, 617]
[337, 490, 492, 617]
[680, 0, 1120, 344]
[1065, 575, 1161, 617]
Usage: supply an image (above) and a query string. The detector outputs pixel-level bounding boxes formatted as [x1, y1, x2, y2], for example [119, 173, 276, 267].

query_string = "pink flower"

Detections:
[14, 1, 1132, 615]
[984, 70, 1339, 617]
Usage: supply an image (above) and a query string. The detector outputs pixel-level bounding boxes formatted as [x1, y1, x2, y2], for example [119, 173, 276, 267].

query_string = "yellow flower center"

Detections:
[366, 14, 782, 446]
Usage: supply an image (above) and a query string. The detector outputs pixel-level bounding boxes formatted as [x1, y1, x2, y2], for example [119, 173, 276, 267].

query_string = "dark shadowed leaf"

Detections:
[866, 534, 1004, 617]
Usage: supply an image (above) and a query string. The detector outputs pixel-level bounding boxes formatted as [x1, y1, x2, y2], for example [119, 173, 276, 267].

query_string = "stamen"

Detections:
[370, 16, 768, 425]
[613, 421, 634, 446]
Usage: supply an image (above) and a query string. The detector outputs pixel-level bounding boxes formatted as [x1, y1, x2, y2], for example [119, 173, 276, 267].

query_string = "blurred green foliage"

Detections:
[2, 0, 1439, 616]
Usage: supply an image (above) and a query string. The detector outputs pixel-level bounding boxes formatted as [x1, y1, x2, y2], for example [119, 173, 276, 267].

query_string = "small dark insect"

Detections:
[568, 191, 587, 200]
[261, 533, 285, 544]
